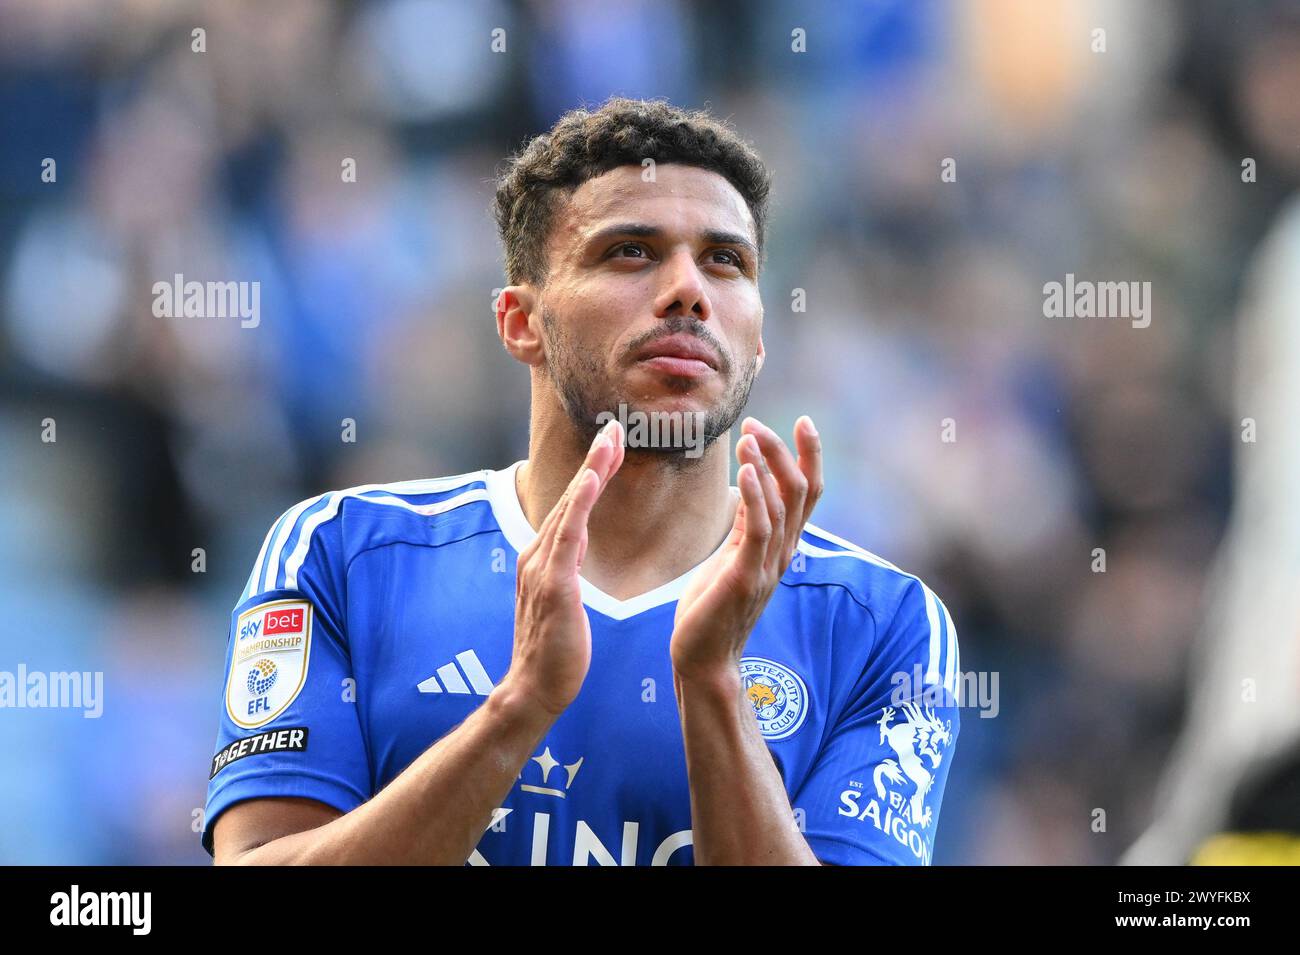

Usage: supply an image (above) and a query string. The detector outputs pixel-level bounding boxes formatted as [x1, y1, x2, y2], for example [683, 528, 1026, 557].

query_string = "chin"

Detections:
[620, 390, 717, 418]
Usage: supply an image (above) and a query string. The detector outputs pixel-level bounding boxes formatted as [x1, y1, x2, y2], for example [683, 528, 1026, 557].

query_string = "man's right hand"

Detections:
[502, 420, 625, 718]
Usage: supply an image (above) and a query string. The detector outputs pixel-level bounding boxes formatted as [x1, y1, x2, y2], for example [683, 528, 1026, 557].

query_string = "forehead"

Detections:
[553, 163, 756, 249]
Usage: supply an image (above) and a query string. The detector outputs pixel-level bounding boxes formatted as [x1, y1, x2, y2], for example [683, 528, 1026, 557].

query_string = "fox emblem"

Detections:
[745, 680, 778, 711]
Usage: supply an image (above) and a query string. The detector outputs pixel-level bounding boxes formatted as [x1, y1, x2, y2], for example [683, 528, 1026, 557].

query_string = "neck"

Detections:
[515, 402, 737, 601]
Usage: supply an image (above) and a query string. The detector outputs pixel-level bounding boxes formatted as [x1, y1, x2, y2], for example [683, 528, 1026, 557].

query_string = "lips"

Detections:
[634, 334, 720, 371]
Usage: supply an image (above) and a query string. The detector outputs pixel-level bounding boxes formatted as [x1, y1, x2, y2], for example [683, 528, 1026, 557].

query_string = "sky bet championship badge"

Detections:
[226, 599, 312, 729]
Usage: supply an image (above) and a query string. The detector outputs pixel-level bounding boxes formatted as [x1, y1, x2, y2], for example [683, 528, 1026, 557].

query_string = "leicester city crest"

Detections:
[739, 656, 808, 741]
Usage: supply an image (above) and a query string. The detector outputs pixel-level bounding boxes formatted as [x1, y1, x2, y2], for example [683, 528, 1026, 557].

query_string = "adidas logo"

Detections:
[417, 649, 495, 696]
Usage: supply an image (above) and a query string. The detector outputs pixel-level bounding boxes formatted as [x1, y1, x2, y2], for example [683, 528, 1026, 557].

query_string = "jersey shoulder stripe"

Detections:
[244, 493, 330, 602]
[247, 468, 492, 600]
[796, 522, 959, 695]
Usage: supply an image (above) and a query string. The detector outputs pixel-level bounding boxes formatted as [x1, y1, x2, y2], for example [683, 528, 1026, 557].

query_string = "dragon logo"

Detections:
[873, 701, 952, 830]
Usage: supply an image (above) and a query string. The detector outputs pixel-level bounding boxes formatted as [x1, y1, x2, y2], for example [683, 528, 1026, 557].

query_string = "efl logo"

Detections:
[227, 599, 313, 729]
[264, 608, 304, 635]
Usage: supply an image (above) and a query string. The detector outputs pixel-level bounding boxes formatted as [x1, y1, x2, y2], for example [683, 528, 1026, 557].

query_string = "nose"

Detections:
[652, 248, 712, 322]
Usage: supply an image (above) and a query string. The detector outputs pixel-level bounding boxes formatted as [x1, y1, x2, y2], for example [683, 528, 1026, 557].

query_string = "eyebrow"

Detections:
[583, 222, 758, 259]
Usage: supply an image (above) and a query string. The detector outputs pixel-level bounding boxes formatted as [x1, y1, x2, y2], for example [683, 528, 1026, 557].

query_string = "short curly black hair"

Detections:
[492, 96, 772, 287]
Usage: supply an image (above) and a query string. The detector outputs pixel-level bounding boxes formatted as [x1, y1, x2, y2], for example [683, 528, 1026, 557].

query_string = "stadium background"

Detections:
[2, 0, 1298, 864]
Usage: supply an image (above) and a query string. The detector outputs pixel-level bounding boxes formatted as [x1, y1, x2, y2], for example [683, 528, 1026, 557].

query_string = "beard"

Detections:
[540, 304, 758, 466]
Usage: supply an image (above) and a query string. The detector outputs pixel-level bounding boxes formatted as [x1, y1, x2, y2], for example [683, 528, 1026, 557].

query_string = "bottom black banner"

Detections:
[0, 865, 1283, 942]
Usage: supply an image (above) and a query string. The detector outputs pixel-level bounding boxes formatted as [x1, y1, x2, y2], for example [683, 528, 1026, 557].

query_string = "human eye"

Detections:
[706, 248, 746, 272]
[608, 241, 651, 260]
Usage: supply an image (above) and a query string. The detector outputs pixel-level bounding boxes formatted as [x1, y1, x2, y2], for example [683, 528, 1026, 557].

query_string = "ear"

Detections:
[754, 334, 765, 375]
[497, 285, 544, 366]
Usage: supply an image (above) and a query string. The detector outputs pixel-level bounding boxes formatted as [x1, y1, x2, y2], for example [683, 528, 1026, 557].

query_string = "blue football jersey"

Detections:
[202, 462, 961, 865]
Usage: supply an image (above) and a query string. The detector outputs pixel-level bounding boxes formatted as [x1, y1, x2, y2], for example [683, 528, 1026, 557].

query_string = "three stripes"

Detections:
[417, 649, 496, 696]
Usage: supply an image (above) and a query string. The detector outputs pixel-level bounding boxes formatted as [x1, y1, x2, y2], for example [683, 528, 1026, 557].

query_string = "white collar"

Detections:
[483, 460, 737, 621]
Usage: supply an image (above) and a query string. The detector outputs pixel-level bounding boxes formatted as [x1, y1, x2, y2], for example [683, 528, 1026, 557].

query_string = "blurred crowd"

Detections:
[1, 0, 1298, 864]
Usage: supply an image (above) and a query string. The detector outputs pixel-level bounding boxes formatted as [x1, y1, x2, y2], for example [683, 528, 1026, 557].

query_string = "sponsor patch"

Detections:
[739, 655, 809, 741]
[210, 726, 309, 779]
[835, 702, 954, 864]
[226, 598, 312, 728]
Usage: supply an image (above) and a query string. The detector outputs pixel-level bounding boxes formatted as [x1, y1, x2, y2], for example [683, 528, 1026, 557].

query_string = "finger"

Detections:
[526, 450, 593, 567]
[606, 417, 626, 474]
[737, 431, 781, 547]
[531, 420, 620, 567]
[793, 415, 823, 529]
[715, 490, 746, 556]
[737, 432, 783, 573]
[597, 418, 625, 482]
[538, 419, 625, 571]
[724, 481, 747, 548]
[545, 466, 601, 575]
[735, 462, 771, 579]
[742, 418, 807, 563]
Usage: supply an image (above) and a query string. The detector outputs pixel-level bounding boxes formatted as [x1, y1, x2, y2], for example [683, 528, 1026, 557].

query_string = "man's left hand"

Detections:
[670, 415, 823, 684]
